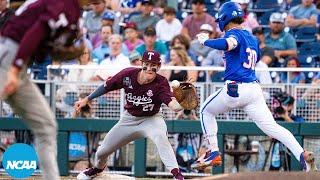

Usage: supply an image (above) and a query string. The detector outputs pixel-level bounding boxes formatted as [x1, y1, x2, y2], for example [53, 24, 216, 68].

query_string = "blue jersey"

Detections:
[223, 29, 260, 82]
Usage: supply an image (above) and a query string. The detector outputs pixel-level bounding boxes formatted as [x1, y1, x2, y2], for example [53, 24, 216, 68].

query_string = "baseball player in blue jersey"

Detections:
[191, 1, 317, 171]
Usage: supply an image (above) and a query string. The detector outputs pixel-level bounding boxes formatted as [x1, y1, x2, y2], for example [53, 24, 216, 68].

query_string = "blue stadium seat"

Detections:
[211, 72, 224, 82]
[298, 42, 320, 56]
[293, 27, 317, 43]
[298, 55, 317, 67]
[251, 0, 281, 12]
[285, 0, 300, 10]
[257, 11, 275, 26]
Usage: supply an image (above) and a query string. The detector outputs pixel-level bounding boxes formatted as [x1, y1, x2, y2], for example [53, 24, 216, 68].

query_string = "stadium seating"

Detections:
[293, 27, 317, 43]
[250, 0, 281, 12]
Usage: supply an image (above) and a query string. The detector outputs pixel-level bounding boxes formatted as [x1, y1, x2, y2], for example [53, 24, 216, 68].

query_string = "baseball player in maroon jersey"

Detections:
[0, 0, 92, 179]
[75, 50, 185, 180]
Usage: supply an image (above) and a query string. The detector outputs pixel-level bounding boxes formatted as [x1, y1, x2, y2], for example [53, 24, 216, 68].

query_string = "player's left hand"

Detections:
[1, 66, 20, 98]
[197, 33, 209, 45]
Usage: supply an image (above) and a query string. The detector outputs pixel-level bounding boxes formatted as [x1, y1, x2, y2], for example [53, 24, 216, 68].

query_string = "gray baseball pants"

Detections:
[94, 111, 179, 172]
[0, 36, 60, 180]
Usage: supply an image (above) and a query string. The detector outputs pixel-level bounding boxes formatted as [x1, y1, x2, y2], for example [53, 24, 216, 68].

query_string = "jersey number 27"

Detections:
[243, 48, 257, 70]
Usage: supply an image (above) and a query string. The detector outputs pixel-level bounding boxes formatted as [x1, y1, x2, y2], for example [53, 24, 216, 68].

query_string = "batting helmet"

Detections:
[215, 1, 244, 31]
[141, 50, 161, 65]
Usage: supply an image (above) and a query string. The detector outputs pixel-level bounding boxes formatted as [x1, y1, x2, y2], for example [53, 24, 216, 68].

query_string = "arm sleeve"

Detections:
[87, 84, 107, 101]
[204, 38, 228, 50]
[13, 21, 49, 70]
[158, 79, 173, 106]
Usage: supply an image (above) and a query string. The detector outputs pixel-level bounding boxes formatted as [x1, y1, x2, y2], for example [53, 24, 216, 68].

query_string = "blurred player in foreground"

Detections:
[192, 1, 317, 172]
[0, 0, 92, 179]
[75, 50, 185, 180]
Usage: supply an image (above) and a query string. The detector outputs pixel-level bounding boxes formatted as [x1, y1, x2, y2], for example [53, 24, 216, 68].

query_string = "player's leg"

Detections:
[243, 84, 316, 171]
[192, 88, 231, 170]
[5, 79, 60, 180]
[141, 114, 184, 180]
[77, 117, 143, 179]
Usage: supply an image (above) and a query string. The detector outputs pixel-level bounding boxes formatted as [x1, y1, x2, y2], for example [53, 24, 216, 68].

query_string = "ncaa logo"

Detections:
[2, 143, 38, 178]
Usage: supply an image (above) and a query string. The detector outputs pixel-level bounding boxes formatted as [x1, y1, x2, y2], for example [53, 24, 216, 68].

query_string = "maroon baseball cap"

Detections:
[124, 22, 137, 30]
[141, 50, 161, 65]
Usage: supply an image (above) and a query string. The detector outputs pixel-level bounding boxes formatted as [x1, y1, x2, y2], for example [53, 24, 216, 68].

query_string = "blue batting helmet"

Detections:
[215, 1, 244, 31]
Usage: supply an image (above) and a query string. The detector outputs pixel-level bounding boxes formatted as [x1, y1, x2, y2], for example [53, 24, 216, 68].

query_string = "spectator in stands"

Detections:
[252, 27, 276, 67]
[93, 34, 130, 81]
[66, 47, 97, 82]
[273, 92, 305, 122]
[265, 13, 297, 62]
[128, 0, 160, 35]
[92, 25, 113, 64]
[190, 24, 217, 64]
[83, 0, 109, 39]
[231, 0, 259, 32]
[163, 46, 198, 83]
[280, 56, 306, 84]
[163, 46, 198, 120]
[110, 0, 142, 16]
[123, 22, 144, 52]
[286, 0, 318, 27]
[165, 34, 197, 64]
[252, 27, 274, 84]
[101, 11, 116, 32]
[155, 6, 182, 43]
[181, 0, 217, 40]
[0, 0, 14, 29]
[128, 50, 142, 66]
[135, 26, 168, 57]
[91, 12, 116, 48]
[109, 0, 142, 33]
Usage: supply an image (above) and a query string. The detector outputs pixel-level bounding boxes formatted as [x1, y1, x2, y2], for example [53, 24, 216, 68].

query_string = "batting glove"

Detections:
[197, 33, 209, 45]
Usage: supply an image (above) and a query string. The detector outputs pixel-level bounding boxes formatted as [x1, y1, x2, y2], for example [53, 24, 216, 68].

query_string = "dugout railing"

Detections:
[0, 118, 319, 177]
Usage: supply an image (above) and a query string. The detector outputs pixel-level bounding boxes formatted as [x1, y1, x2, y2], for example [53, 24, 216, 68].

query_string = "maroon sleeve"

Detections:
[13, 21, 49, 70]
[104, 68, 129, 92]
[158, 78, 173, 106]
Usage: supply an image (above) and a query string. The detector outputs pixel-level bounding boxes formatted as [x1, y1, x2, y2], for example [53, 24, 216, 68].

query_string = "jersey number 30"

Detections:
[243, 48, 257, 70]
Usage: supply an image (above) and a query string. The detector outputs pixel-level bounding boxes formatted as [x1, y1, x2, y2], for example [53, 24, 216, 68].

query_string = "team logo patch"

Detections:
[123, 77, 133, 89]
[2, 143, 38, 178]
[232, 11, 237, 17]
[147, 90, 153, 97]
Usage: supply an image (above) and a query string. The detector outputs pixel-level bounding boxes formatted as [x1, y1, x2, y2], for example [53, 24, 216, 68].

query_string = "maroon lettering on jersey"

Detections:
[0, 0, 81, 69]
[104, 67, 173, 117]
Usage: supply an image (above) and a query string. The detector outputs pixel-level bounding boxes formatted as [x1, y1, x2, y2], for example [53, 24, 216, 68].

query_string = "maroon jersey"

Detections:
[0, 0, 80, 69]
[104, 67, 173, 117]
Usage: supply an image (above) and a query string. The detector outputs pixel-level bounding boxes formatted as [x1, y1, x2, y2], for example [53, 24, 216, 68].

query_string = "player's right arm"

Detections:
[74, 68, 130, 112]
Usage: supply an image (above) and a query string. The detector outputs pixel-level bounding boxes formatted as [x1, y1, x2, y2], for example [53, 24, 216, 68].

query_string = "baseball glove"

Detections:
[173, 82, 199, 110]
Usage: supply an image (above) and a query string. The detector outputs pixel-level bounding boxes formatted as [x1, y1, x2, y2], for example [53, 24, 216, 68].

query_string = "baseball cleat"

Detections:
[77, 167, 104, 180]
[300, 151, 317, 172]
[191, 150, 222, 170]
